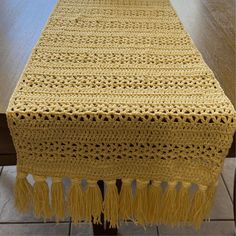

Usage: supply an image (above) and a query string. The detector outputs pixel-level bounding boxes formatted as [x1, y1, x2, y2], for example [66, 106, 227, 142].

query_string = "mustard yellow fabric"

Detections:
[7, 0, 236, 228]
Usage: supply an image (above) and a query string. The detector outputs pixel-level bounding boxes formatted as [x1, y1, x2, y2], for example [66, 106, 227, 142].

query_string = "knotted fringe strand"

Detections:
[176, 182, 191, 223]
[104, 180, 119, 228]
[189, 184, 207, 229]
[119, 179, 133, 221]
[32, 175, 51, 220]
[14, 174, 217, 228]
[85, 180, 103, 224]
[68, 178, 84, 224]
[161, 181, 178, 225]
[133, 180, 149, 225]
[51, 177, 65, 222]
[148, 180, 162, 224]
[14, 172, 33, 212]
[204, 182, 218, 220]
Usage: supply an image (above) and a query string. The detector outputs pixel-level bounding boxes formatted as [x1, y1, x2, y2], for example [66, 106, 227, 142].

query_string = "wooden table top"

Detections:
[0, 0, 235, 164]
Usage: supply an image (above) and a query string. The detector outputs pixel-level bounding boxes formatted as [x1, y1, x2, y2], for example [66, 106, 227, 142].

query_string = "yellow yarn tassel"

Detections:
[204, 182, 217, 219]
[85, 180, 103, 224]
[104, 180, 119, 228]
[119, 179, 133, 221]
[68, 178, 84, 224]
[133, 179, 149, 225]
[189, 184, 207, 229]
[51, 177, 65, 222]
[161, 181, 177, 225]
[176, 182, 191, 223]
[14, 172, 33, 213]
[148, 180, 162, 224]
[33, 175, 51, 220]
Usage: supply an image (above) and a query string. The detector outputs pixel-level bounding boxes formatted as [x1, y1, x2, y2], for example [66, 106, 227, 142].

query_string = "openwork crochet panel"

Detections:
[7, 0, 236, 228]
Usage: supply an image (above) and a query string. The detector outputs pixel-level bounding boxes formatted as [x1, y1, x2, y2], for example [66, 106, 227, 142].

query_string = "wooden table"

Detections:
[0, 0, 235, 234]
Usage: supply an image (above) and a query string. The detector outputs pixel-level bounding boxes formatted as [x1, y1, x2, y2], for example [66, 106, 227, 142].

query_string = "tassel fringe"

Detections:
[104, 180, 119, 228]
[85, 180, 103, 224]
[204, 182, 218, 219]
[14, 173, 33, 212]
[68, 179, 84, 224]
[148, 180, 162, 224]
[15, 172, 218, 229]
[176, 182, 191, 223]
[32, 175, 52, 220]
[161, 181, 178, 225]
[133, 180, 149, 225]
[189, 184, 208, 229]
[119, 179, 133, 221]
[51, 177, 65, 222]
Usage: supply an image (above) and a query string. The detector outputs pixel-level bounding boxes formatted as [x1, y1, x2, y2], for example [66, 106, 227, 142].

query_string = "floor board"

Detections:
[171, 0, 235, 108]
[201, 0, 235, 50]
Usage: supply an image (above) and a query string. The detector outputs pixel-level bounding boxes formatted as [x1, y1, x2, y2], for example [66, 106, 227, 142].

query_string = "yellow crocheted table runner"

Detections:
[7, 0, 236, 229]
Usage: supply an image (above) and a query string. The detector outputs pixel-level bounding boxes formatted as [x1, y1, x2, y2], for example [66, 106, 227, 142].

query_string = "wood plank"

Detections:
[0, 0, 57, 113]
[0, 154, 16, 166]
[201, 0, 235, 50]
[0, 114, 15, 154]
[171, 0, 236, 108]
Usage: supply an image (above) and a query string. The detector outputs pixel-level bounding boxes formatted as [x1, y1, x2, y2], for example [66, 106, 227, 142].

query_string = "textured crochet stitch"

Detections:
[7, 0, 236, 229]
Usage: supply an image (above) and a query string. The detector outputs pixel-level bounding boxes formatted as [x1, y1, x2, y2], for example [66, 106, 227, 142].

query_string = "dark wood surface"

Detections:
[0, 0, 58, 113]
[171, 0, 236, 107]
[0, 0, 58, 165]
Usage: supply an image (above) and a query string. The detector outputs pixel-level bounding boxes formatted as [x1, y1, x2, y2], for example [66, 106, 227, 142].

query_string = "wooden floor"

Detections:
[0, 0, 235, 165]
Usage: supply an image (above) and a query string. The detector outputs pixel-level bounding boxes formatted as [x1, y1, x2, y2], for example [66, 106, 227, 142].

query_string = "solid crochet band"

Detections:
[15, 172, 218, 229]
[7, 0, 236, 230]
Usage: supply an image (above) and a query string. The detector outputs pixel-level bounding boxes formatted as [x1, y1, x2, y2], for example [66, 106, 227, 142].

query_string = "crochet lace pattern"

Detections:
[7, 0, 236, 228]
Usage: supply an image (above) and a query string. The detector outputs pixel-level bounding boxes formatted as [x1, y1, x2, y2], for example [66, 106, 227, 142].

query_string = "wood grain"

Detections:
[171, 0, 236, 108]
[201, 0, 235, 50]
[0, 0, 57, 113]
